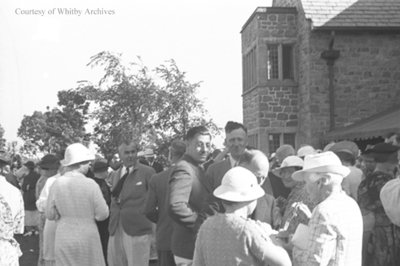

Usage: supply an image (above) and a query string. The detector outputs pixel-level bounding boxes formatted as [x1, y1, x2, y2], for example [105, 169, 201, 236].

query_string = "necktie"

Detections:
[112, 167, 129, 199]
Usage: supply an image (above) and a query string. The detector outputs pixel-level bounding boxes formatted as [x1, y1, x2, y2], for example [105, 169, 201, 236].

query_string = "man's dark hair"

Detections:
[224, 121, 247, 134]
[185, 126, 211, 141]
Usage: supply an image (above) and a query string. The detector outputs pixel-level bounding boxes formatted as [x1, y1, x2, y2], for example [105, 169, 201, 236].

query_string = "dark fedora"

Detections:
[38, 154, 60, 170]
[92, 160, 108, 173]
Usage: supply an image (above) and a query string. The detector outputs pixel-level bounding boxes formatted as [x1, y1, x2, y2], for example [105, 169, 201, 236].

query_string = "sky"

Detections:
[0, 0, 272, 145]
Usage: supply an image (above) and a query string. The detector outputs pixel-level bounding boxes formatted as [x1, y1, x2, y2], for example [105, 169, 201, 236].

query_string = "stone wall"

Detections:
[242, 7, 299, 153]
[308, 31, 400, 142]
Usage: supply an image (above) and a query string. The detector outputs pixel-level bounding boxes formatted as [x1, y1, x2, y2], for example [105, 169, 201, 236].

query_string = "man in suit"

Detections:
[108, 140, 156, 266]
[204, 121, 248, 213]
[144, 140, 186, 266]
[168, 126, 212, 266]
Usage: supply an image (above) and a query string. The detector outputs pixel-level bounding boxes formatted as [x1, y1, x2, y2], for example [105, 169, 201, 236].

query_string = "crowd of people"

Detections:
[1, 121, 400, 266]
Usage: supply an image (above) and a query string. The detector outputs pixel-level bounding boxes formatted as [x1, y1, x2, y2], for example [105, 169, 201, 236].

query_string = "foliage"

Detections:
[0, 123, 5, 150]
[86, 52, 221, 159]
[17, 90, 90, 157]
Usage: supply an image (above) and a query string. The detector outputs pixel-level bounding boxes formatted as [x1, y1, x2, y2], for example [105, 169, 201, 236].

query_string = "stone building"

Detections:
[241, 0, 400, 154]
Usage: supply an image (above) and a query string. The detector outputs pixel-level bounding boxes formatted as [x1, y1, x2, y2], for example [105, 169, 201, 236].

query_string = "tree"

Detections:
[17, 89, 90, 157]
[85, 52, 220, 159]
[0, 123, 5, 150]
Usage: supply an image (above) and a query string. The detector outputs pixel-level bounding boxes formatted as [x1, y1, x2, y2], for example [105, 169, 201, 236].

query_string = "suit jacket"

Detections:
[144, 168, 173, 251]
[168, 154, 209, 259]
[203, 159, 232, 214]
[109, 163, 155, 236]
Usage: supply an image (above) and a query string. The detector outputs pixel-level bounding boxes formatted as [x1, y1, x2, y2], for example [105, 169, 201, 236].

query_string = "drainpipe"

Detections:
[321, 31, 340, 131]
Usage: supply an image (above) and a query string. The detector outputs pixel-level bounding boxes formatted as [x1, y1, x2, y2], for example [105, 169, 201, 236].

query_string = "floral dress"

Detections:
[0, 193, 25, 266]
[358, 170, 400, 266]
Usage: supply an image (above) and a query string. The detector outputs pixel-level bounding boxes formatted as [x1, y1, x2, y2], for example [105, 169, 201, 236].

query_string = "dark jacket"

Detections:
[22, 171, 40, 210]
[168, 154, 210, 259]
[144, 168, 174, 251]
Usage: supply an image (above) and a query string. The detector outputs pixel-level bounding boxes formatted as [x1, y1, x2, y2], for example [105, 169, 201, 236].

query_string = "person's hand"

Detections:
[275, 196, 287, 210]
[295, 203, 312, 224]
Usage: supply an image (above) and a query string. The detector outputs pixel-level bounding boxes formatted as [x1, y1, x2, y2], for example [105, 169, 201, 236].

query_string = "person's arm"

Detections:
[168, 166, 198, 228]
[14, 191, 25, 234]
[296, 209, 336, 266]
[92, 181, 109, 221]
[144, 174, 159, 223]
[45, 182, 60, 221]
[247, 221, 292, 266]
[36, 177, 56, 212]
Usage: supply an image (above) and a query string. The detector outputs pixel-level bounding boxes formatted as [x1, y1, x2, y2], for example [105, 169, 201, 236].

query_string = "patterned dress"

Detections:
[358, 170, 400, 266]
[46, 171, 109, 266]
[0, 190, 24, 266]
[279, 184, 316, 235]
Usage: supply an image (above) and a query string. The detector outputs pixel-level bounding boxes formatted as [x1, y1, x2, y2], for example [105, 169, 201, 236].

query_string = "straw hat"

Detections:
[213, 166, 265, 202]
[272, 155, 304, 178]
[61, 143, 95, 167]
[292, 151, 350, 182]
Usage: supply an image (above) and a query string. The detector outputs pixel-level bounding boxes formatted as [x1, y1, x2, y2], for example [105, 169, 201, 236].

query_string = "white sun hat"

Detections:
[272, 155, 304, 178]
[292, 151, 350, 182]
[213, 166, 265, 202]
[297, 145, 317, 158]
[61, 143, 95, 167]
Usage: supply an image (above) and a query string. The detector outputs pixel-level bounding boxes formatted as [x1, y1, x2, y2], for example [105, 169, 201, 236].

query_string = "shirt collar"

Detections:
[229, 154, 238, 167]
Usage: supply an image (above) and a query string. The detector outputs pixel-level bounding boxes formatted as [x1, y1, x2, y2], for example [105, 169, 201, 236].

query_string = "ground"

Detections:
[16, 234, 157, 266]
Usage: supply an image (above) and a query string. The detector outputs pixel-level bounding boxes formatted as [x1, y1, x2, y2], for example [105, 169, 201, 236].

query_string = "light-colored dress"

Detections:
[36, 174, 60, 265]
[46, 171, 109, 266]
[0, 175, 24, 266]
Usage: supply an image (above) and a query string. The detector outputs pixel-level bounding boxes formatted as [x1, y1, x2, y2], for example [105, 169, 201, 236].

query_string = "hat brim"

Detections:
[61, 155, 95, 167]
[213, 186, 265, 202]
[292, 165, 350, 182]
[272, 166, 301, 178]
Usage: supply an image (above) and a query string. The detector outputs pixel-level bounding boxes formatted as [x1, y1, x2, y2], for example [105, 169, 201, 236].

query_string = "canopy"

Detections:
[324, 106, 400, 141]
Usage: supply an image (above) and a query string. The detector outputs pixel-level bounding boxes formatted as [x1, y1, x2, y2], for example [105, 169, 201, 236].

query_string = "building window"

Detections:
[268, 132, 296, 153]
[267, 43, 294, 80]
[243, 46, 257, 90]
[248, 134, 258, 149]
[267, 44, 279, 79]
[283, 133, 296, 148]
[268, 133, 281, 153]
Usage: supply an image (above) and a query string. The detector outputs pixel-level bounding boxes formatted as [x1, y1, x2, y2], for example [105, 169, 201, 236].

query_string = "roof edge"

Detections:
[312, 26, 400, 33]
[241, 7, 297, 33]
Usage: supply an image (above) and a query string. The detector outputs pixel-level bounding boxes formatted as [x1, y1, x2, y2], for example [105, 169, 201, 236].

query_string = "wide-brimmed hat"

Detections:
[38, 154, 60, 170]
[297, 145, 317, 158]
[363, 143, 399, 155]
[61, 143, 95, 167]
[272, 155, 304, 178]
[213, 166, 265, 202]
[275, 145, 295, 162]
[292, 151, 350, 182]
[328, 141, 360, 158]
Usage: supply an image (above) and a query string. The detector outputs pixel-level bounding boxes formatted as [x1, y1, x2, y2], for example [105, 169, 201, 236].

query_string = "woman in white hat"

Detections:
[192, 167, 291, 266]
[272, 156, 315, 235]
[46, 143, 109, 266]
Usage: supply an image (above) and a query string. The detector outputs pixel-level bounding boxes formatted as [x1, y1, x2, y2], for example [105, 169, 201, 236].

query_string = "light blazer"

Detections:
[168, 154, 209, 259]
[108, 163, 155, 236]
